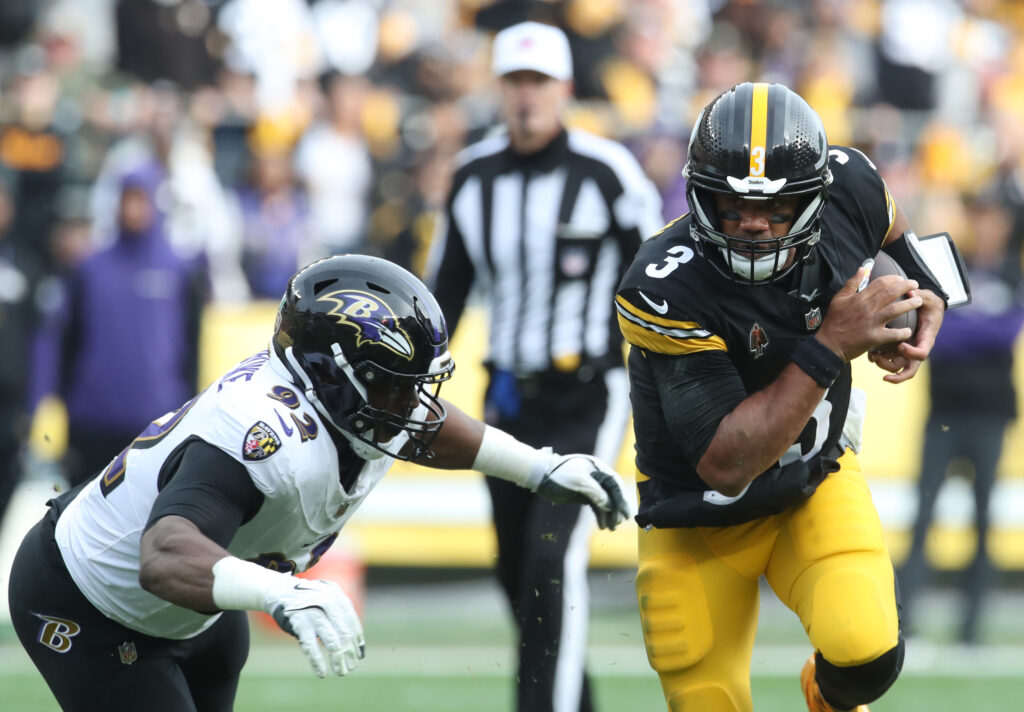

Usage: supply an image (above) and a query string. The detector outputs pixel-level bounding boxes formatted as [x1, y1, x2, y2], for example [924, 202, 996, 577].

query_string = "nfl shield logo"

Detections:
[118, 640, 138, 665]
[804, 307, 822, 330]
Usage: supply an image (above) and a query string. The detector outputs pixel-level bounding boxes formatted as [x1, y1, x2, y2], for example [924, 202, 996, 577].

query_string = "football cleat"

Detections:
[801, 655, 870, 712]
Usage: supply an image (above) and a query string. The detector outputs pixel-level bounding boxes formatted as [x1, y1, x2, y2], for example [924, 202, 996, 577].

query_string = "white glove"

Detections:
[266, 578, 365, 678]
[536, 454, 633, 530]
[211, 557, 365, 679]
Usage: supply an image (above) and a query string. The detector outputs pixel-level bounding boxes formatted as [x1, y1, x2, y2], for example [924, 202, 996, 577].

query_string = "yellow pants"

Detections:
[636, 450, 899, 712]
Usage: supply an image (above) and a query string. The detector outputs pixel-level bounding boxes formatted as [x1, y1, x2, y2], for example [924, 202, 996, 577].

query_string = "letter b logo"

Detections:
[35, 614, 81, 653]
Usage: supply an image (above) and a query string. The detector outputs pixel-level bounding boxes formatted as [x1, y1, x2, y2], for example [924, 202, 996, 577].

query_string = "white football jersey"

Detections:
[55, 348, 396, 639]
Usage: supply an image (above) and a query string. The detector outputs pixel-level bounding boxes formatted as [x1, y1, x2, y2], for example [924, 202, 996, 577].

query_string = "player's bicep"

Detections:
[146, 438, 265, 548]
[647, 350, 746, 466]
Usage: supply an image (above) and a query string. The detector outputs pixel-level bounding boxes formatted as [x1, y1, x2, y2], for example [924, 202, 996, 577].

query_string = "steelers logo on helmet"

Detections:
[684, 82, 833, 284]
[273, 255, 454, 461]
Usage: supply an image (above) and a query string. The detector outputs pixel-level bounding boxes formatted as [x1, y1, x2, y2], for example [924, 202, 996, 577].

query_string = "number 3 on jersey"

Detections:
[646, 245, 694, 279]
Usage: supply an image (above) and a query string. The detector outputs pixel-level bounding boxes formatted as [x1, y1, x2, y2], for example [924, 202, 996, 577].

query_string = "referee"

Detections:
[425, 22, 663, 712]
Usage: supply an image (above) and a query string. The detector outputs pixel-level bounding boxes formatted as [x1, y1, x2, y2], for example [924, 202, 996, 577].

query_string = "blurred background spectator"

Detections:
[29, 166, 206, 487]
[898, 181, 1024, 644]
[0, 175, 43, 526]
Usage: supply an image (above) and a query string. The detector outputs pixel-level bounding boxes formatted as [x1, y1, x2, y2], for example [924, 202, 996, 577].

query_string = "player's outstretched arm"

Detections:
[424, 399, 632, 530]
[140, 516, 364, 678]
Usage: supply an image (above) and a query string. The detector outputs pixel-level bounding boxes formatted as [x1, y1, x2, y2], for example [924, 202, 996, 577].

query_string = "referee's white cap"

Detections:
[491, 21, 573, 81]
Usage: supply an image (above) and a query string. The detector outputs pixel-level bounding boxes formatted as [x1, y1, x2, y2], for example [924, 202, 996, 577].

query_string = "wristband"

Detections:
[790, 337, 844, 389]
[211, 556, 289, 612]
[471, 425, 552, 491]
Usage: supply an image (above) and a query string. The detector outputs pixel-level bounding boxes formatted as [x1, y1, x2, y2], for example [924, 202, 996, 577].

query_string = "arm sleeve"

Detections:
[647, 349, 747, 466]
[424, 200, 475, 336]
[145, 439, 265, 548]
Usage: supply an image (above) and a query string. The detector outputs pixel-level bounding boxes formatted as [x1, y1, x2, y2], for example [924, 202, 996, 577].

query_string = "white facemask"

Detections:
[721, 246, 794, 282]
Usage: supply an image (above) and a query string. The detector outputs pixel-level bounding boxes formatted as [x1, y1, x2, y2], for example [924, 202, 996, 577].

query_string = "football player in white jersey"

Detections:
[7, 254, 632, 712]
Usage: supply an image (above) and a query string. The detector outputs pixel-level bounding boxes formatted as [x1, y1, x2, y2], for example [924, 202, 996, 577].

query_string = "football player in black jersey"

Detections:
[616, 83, 948, 712]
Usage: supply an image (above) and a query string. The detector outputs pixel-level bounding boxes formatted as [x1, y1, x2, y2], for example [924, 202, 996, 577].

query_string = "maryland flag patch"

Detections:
[242, 421, 282, 461]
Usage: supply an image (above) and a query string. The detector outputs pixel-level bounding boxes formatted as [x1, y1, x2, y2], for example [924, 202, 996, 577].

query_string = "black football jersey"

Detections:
[616, 146, 894, 505]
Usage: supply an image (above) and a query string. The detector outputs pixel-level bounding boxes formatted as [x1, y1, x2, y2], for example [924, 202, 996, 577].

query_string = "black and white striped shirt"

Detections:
[426, 127, 664, 375]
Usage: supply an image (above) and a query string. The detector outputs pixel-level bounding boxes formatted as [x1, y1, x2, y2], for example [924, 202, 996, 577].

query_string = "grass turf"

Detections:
[3, 663, 1022, 711]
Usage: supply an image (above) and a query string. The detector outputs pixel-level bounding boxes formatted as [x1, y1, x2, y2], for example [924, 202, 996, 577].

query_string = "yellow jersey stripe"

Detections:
[615, 294, 707, 332]
[615, 304, 727, 355]
[883, 185, 896, 245]
[749, 83, 769, 177]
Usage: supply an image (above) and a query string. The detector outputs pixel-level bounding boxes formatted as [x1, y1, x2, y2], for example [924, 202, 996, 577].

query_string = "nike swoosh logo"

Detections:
[276, 410, 295, 436]
[639, 291, 669, 315]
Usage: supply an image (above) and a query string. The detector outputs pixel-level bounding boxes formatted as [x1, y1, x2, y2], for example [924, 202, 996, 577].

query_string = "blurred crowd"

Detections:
[3, 0, 1024, 511]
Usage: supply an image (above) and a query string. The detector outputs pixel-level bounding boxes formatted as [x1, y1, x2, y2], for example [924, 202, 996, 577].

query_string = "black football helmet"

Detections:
[273, 254, 454, 461]
[685, 82, 832, 284]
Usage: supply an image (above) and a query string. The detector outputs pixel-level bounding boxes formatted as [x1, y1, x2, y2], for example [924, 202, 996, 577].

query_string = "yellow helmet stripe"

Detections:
[749, 83, 769, 177]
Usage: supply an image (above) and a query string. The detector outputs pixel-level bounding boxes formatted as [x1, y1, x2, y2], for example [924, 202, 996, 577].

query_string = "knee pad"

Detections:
[816, 641, 904, 710]
[636, 556, 713, 674]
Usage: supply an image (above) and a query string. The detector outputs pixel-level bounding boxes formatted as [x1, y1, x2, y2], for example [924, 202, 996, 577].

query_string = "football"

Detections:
[866, 249, 917, 351]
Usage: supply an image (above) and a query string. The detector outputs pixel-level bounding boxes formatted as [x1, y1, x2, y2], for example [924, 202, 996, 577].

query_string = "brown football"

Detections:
[867, 249, 917, 351]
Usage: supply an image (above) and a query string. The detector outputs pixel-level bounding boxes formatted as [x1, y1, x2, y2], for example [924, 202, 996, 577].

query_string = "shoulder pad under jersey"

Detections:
[616, 219, 727, 356]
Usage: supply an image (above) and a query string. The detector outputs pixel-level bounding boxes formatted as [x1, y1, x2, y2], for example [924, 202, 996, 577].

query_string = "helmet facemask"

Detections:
[273, 254, 455, 462]
[687, 182, 828, 285]
[282, 342, 453, 461]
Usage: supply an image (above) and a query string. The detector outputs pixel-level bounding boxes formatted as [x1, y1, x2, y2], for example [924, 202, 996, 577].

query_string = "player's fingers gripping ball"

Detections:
[865, 251, 919, 351]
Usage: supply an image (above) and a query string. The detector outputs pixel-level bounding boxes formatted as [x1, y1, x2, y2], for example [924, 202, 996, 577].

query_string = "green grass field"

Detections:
[3, 647, 1021, 711]
[4, 572, 1023, 711]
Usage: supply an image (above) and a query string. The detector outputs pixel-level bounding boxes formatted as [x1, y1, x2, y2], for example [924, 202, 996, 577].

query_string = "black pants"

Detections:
[486, 369, 621, 712]
[8, 507, 249, 711]
[898, 412, 1007, 642]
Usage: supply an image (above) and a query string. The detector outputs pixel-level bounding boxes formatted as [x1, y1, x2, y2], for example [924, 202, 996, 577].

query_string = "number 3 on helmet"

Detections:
[273, 255, 454, 461]
[685, 82, 833, 284]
